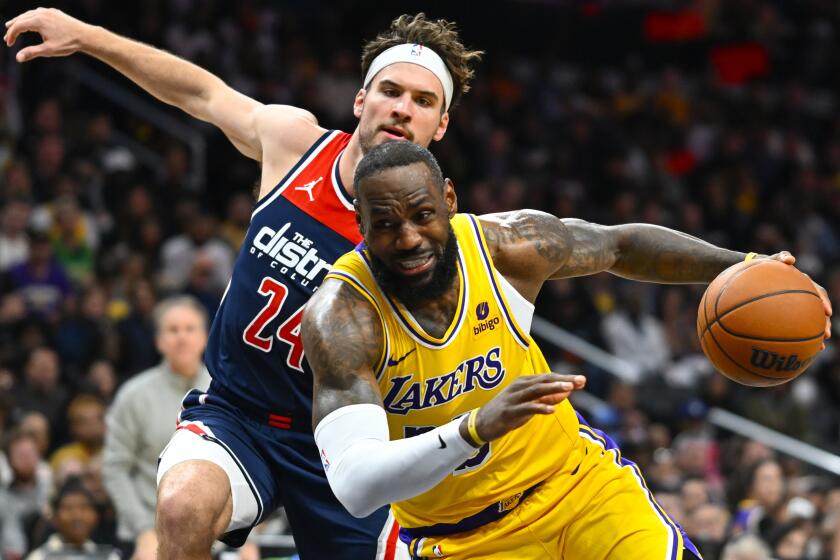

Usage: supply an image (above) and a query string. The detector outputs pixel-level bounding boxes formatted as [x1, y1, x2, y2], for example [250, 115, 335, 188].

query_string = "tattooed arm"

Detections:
[302, 277, 587, 516]
[302, 278, 479, 517]
[303, 278, 384, 427]
[479, 211, 746, 302]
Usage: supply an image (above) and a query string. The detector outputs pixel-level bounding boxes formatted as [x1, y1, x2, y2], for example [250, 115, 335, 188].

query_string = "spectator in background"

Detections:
[158, 210, 233, 295]
[10, 348, 67, 434]
[49, 395, 106, 472]
[767, 518, 812, 560]
[0, 199, 32, 272]
[601, 282, 671, 378]
[116, 279, 159, 377]
[0, 431, 51, 560]
[53, 286, 109, 379]
[183, 252, 222, 319]
[103, 295, 210, 560]
[730, 458, 787, 540]
[45, 195, 97, 286]
[2, 160, 34, 202]
[219, 191, 254, 251]
[720, 534, 772, 560]
[6, 230, 73, 322]
[30, 134, 65, 201]
[24, 477, 119, 560]
[86, 360, 118, 404]
[687, 503, 730, 559]
[0, 412, 52, 490]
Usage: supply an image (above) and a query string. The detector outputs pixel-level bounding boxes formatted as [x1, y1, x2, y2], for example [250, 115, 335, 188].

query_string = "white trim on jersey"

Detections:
[466, 215, 531, 350]
[356, 248, 471, 350]
[219, 278, 233, 306]
[331, 151, 355, 211]
[251, 130, 342, 218]
[497, 272, 535, 335]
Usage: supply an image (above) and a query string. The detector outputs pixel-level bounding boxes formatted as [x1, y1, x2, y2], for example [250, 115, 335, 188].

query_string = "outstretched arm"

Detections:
[4, 8, 318, 161]
[483, 210, 753, 297]
[303, 278, 584, 517]
[480, 210, 831, 339]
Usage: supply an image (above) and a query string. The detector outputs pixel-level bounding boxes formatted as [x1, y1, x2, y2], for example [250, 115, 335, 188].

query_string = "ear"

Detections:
[444, 178, 458, 217]
[432, 111, 450, 142]
[353, 88, 366, 120]
[354, 199, 365, 234]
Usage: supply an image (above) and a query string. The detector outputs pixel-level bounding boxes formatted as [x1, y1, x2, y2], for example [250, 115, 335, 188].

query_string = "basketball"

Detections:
[697, 259, 825, 387]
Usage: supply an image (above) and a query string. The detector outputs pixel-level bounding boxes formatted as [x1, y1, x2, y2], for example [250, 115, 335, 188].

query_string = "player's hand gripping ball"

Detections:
[697, 258, 827, 386]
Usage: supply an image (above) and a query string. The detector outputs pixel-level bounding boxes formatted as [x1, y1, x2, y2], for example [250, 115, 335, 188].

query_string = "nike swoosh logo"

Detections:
[387, 348, 416, 367]
[438, 434, 447, 449]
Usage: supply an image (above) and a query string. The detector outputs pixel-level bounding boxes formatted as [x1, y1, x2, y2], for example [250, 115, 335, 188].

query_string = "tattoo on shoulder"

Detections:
[306, 283, 382, 380]
[484, 210, 570, 265]
[305, 281, 385, 424]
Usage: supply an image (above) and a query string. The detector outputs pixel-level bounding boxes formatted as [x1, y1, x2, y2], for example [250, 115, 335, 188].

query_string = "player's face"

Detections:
[357, 162, 458, 307]
[354, 63, 450, 153]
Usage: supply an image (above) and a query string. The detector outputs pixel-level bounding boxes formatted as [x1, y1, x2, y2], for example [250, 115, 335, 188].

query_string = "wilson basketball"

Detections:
[697, 259, 825, 387]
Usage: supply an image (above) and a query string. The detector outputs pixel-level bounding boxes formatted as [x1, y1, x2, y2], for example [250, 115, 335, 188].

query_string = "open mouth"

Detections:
[395, 253, 434, 276]
[381, 126, 410, 140]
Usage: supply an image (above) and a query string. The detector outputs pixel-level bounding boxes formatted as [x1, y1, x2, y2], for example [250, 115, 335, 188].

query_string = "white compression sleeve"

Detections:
[313, 403, 478, 518]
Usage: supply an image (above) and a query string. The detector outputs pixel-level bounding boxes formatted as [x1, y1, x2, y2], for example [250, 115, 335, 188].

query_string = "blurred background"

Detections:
[1, 0, 840, 559]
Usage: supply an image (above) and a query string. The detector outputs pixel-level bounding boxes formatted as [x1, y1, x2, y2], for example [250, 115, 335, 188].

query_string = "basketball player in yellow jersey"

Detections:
[303, 142, 832, 560]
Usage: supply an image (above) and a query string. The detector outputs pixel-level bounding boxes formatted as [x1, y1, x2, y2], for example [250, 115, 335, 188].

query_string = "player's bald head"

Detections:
[353, 141, 444, 203]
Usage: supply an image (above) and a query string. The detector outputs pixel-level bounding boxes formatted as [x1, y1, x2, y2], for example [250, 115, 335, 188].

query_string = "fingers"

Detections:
[3, 18, 41, 47]
[511, 374, 586, 403]
[5, 8, 39, 29]
[816, 284, 833, 316]
[517, 402, 558, 416]
[807, 282, 833, 341]
[510, 373, 586, 391]
[767, 251, 796, 265]
[536, 390, 574, 405]
[16, 44, 50, 62]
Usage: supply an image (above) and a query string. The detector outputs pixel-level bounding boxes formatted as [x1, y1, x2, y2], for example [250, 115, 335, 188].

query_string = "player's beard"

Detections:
[357, 106, 415, 153]
[358, 120, 377, 154]
[369, 225, 459, 308]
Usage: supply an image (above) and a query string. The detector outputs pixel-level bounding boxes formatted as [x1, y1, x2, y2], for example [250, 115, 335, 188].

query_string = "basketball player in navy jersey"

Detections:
[5, 8, 482, 559]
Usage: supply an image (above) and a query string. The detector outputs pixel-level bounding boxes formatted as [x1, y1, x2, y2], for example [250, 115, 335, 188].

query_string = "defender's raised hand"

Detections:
[5, 8, 89, 62]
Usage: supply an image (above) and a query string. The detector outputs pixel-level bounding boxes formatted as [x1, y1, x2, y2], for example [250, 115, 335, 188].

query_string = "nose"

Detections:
[395, 222, 422, 252]
[391, 92, 414, 121]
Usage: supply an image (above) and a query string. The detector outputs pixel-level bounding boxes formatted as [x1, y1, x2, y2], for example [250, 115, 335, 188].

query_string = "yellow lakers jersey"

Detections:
[326, 213, 582, 529]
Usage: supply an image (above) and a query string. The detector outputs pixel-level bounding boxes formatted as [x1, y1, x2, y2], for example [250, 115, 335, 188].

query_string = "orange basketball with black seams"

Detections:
[697, 259, 825, 387]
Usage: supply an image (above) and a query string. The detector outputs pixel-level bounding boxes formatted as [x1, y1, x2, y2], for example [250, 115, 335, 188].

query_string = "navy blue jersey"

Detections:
[204, 130, 360, 417]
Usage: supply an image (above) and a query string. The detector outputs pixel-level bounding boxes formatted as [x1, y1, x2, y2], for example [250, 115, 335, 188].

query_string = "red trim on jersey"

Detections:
[281, 131, 362, 243]
[384, 518, 400, 560]
[177, 423, 207, 437]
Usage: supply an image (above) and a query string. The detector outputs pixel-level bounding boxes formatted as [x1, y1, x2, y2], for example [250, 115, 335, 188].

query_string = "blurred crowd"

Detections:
[1, 0, 840, 558]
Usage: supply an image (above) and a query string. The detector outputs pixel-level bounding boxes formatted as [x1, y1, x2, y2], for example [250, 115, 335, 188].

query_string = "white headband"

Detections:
[363, 43, 454, 110]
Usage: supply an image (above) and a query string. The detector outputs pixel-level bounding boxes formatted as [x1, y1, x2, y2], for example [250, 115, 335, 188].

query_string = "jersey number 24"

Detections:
[242, 277, 305, 372]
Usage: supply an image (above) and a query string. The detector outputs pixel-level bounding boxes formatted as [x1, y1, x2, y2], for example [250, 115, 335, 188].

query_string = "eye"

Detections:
[383, 89, 399, 97]
[417, 210, 433, 221]
[417, 97, 433, 107]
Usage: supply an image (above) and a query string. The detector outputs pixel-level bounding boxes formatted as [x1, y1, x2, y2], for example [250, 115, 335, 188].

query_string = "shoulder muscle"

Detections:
[303, 278, 384, 425]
